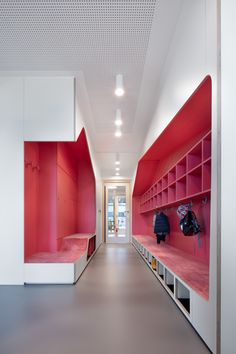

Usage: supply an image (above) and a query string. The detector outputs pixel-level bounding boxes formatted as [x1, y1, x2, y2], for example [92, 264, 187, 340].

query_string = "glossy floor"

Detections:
[0, 244, 210, 354]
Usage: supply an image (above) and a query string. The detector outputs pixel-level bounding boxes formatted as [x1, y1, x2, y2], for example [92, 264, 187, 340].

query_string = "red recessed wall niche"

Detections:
[24, 128, 96, 260]
[132, 76, 212, 266]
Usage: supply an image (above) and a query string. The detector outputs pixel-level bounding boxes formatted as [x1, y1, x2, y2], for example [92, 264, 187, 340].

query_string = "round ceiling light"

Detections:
[115, 74, 125, 97]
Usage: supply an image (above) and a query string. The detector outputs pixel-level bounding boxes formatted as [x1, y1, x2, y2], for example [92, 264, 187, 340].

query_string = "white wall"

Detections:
[0, 78, 24, 284]
[24, 77, 76, 141]
[75, 74, 103, 247]
[221, 1, 236, 353]
[0, 74, 103, 284]
[141, 0, 219, 351]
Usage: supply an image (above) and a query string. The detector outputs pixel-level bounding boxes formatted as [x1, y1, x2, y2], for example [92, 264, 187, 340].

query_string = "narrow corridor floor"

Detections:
[0, 244, 211, 354]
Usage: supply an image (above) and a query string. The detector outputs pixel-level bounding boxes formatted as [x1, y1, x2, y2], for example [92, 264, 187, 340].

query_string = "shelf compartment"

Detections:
[150, 198, 153, 209]
[168, 167, 176, 185]
[203, 132, 211, 161]
[176, 176, 187, 200]
[165, 268, 175, 294]
[187, 142, 202, 171]
[176, 279, 190, 314]
[203, 159, 211, 191]
[162, 175, 168, 189]
[176, 157, 186, 179]
[156, 193, 162, 207]
[157, 261, 164, 280]
[157, 180, 162, 193]
[151, 256, 157, 271]
[168, 184, 176, 204]
[162, 189, 168, 205]
[153, 195, 157, 209]
[187, 166, 202, 195]
[153, 184, 157, 195]
[148, 252, 152, 264]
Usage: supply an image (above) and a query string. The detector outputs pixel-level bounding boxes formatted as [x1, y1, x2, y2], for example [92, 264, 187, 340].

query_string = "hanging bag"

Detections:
[180, 210, 201, 236]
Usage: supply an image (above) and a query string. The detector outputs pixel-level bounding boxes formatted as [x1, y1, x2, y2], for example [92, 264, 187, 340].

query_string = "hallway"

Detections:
[0, 244, 210, 354]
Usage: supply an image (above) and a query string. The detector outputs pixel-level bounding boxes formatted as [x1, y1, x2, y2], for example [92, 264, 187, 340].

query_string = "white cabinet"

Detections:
[23, 77, 78, 141]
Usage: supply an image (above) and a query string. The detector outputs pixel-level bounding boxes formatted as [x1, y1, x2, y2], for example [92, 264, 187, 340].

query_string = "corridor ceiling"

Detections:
[0, 0, 182, 179]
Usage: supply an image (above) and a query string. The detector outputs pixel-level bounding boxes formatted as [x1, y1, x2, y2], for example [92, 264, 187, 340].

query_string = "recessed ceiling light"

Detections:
[115, 161, 120, 165]
[116, 172, 120, 176]
[115, 74, 125, 97]
[115, 167, 120, 171]
[115, 130, 122, 138]
[115, 109, 123, 126]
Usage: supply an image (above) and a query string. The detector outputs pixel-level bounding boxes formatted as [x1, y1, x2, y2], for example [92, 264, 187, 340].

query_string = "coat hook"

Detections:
[202, 196, 208, 205]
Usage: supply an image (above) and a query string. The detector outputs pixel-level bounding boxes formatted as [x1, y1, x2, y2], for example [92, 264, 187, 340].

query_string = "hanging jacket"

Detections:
[154, 212, 170, 235]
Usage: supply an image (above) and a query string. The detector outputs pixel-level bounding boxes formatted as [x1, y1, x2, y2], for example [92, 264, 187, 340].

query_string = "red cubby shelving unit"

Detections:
[139, 131, 211, 213]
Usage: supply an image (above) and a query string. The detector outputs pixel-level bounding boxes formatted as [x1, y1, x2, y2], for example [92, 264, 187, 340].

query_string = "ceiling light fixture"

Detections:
[115, 74, 125, 97]
[115, 161, 120, 165]
[114, 130, 122, 138]
[116, 172, 120, 176]
[115, 109, 123, 126]
[115, 167, 120, 171]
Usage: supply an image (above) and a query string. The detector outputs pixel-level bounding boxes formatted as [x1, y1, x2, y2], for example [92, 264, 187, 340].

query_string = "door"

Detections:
[105, 183, 130, 243]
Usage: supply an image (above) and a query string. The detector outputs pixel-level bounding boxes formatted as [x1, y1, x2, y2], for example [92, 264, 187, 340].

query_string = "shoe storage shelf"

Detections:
[132, 236, 192, 316]
[140, 131, 211, 213]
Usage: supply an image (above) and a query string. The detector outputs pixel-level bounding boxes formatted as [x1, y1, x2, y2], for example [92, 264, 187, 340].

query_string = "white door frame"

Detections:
[104, 182, 130, 244]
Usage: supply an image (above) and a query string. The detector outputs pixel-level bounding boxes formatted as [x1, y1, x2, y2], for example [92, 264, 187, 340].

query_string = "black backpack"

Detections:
[180, 210, 201, 236]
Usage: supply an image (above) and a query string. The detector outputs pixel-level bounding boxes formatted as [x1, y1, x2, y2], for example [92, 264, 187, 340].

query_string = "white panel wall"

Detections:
[141, 0, 218, 351]
[221, 2, 236, 354]
[24, 76, 75, 141]
[0, 74, 103, 284]
[0, 78, 24, 284]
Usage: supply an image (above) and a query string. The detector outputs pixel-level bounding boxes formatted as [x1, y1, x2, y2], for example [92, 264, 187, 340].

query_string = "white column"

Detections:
[221, 1, 236, 353]
[0, 77, 24, 284]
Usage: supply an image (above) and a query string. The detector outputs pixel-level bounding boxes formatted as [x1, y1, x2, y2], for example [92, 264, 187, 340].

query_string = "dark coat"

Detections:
[154, 212, 170, 235]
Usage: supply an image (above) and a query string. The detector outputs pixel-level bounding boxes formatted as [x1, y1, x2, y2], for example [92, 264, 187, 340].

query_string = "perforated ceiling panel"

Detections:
[0, 0, 171, 178]
[0, 0, 156, 68]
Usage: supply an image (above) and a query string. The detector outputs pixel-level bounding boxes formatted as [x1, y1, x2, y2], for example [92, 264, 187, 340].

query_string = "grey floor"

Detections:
[0, 244, 211, 354]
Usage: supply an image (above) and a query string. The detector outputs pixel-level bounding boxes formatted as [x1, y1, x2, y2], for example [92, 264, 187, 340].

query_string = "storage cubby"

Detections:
[168, 167, 176, 185]
[168, 184, 176, 203]
[187, 165, 202, 195]
[148, 252, 152, 264]
[187, 142, 202, 171]
[162, 175, 168, 189]
[162, 189, 168, 204]
[157, 180, 162, 193]
[176, 157, 186, 179]
[151, 256, 157, 271]
[158, 262, 164, 280]
[153, 195, 157, 208]
[203, 132, 211, 161]
[153, 184, 157, 195]
[176, 176, 186, 200]
[203, 159, 211, 191]
[156, 193, 162, 207]
[176, 279, 190, 314]
[165, 269, 175, 294]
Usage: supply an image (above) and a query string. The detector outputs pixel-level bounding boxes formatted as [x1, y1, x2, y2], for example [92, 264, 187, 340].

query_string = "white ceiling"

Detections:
[0, 0, 182, 179]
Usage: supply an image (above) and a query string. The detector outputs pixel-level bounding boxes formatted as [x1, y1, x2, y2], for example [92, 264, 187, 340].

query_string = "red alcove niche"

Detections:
[132, 76, 212, 281]
[24, 128, 96, 260]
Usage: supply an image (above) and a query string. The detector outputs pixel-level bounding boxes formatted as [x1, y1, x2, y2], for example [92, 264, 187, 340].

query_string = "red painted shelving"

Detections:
[140, 131, 211, 213]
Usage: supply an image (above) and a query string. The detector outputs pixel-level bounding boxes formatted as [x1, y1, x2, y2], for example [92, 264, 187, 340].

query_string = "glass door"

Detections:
[105, 183, 130, 243]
